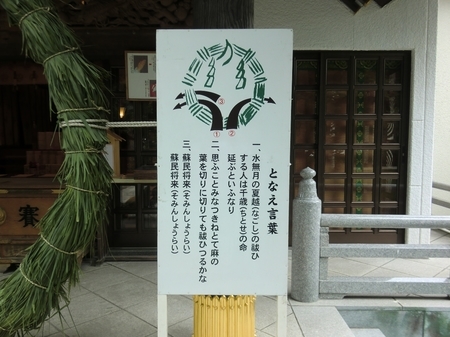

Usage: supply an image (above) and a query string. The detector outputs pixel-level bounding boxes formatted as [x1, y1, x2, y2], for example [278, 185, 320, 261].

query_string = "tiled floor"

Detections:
[1, 229, 450, 337]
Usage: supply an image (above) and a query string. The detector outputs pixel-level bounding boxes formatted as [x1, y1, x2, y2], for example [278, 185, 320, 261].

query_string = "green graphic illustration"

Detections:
[175, 40, 274, 132]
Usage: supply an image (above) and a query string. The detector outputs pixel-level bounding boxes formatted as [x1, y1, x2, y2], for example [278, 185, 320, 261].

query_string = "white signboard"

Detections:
[157, 29, 293, 295]
[125, 51, 157, 100]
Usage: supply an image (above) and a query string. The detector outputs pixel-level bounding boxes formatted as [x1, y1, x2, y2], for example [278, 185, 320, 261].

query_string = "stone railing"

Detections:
[291, 167, 450, 302]
[432, 181, 450, 210]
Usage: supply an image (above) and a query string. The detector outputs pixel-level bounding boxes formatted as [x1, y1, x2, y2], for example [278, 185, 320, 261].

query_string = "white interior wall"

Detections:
[255, 0, 439, 243]
[433, 0, 450, 216]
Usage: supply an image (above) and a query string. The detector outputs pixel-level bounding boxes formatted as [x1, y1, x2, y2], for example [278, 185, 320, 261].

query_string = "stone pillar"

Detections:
[291, 167, 322, 302]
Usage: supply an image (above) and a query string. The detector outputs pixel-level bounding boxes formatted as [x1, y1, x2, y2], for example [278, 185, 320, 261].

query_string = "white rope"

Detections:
[59, 119, 108, 130]
[106, 121, 157, 128]
[59, 120, 157, 129]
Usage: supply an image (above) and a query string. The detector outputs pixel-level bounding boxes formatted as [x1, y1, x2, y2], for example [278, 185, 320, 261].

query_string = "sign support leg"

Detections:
[277, 295, 287, 337]
[158, 294, 168, 337]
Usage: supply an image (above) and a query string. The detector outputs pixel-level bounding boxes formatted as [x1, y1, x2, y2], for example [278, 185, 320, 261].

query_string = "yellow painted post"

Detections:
[193, 295, 256, 337]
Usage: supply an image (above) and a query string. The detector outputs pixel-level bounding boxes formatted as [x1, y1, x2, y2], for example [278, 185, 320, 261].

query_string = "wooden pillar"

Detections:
[193, 0, 254, 29]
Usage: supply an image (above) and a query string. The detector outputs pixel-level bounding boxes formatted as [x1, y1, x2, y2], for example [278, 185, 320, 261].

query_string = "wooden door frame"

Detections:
[290, 50, 411, 244]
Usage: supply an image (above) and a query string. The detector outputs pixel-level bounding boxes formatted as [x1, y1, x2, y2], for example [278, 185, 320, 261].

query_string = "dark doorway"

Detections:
[291, 51, 410, 243]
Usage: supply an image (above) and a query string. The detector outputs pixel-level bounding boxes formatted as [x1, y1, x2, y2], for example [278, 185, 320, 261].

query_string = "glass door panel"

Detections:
[326, 90, 348, 115]
[323, 207, 345, 214]
[143, 214, 157, 230]
[326, 60, 349, 84]
[353, 150, 374, 173]
[294, 120, 316, 144]
[382, 121, 400, 144]
[293, 149, 315, 174]
[142, 184, 157, 209]
[381, 149, 399, 172]
[355, 91, 376, 115]
[324, 150, 346, 173]
[296, 60, 318, 85]
[111, 182, 157, 247]
[384, 60, 403, 85]
[383, 90, 401, 115]
[353, 120, 375, 144]
[356, 59, 378, 85]
[380, 178, 398, 202]
[120, 185, 136, 208]
[352, 178, 374, 202]
[379, 208, 398, 215]
[325, 120, 347, 144]
[140, 156, 157, 168]
[324, 178, 345, 202]
[295, 91, 318, 115]
[119, 214, 137, 230]
[351, 207, 373, 214]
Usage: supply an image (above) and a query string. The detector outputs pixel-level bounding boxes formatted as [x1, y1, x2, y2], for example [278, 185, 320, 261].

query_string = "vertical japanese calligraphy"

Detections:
[267, 168, 279, 235]
[198, 153, 208, 282]
[182, 153, 192, 254]
[238, 154, 249, 253]
[168, 143, 280, 281]
[170, 154, 180, 254]
[227, 154, 237, 215]
[251, 146, 261, 260]
[210, 151, 220, 267]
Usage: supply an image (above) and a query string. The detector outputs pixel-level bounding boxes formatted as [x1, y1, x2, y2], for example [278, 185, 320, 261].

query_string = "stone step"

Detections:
[351, 328, 386, 337]
[292, 306, 355, 337]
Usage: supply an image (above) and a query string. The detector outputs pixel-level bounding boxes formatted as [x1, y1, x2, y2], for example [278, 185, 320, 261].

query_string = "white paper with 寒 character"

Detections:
[157, 29, 293, 295]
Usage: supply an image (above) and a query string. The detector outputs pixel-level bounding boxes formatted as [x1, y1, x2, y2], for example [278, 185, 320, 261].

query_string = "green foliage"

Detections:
[0, 0, 112, 335]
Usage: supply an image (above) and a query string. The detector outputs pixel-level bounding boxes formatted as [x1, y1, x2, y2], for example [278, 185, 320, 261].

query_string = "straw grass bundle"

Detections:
[0, 0, 111, 336]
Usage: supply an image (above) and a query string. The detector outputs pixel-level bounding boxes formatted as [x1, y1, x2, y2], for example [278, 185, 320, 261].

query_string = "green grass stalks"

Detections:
[0, 0, 112, 335]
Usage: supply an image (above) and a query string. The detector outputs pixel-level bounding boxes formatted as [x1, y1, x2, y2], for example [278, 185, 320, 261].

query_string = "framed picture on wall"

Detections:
[125, 51, 156, 100]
